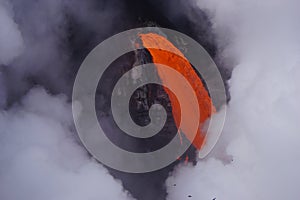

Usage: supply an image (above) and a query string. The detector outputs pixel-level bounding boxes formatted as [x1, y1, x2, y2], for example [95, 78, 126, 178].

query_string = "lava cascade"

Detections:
[139, 33, 215, 149]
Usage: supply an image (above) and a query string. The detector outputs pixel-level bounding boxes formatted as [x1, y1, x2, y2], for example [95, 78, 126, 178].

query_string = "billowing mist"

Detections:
[0, 0, 133, 199]
[167, 0, 300, 199]
[0, 87, 133, 200]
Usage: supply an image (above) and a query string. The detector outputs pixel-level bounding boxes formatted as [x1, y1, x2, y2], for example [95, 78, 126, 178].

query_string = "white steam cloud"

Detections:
[167, 0, 300, 199]
[0, 87, 133, 200]
[0, 1, 133, 199]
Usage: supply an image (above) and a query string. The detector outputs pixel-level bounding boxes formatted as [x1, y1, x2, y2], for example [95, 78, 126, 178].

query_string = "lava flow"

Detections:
[139, 33, 216, 150]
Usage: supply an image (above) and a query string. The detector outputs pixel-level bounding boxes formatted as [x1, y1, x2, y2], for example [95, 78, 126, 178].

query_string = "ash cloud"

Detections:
[167, 0, 300, 199]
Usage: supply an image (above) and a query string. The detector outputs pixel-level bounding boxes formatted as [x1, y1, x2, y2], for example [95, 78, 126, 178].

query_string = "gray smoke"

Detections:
[0, 0, 134, 199]
[1, 0, 126, 104]
[0, 1, 23, 66]
[166, 0, 300, 199]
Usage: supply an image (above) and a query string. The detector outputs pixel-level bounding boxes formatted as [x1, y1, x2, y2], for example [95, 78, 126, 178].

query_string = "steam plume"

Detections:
[167, 0, 300, 199]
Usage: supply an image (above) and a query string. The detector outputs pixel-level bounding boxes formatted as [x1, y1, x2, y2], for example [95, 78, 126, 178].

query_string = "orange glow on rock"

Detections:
[139, 33, 215, 150]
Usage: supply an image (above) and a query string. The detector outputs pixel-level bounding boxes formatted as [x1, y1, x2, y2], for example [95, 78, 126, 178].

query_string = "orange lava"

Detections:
[139, 33, 215, 150]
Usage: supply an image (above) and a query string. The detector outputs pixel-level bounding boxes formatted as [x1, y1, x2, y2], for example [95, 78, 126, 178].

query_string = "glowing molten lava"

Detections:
[139, 33, 215, 150]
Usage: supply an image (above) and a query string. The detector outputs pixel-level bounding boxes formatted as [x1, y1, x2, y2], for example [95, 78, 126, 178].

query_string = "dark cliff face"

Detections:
[65, 1, 230, 200]
[96, 48, 198, 200]
[124, 0, 217, 57]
